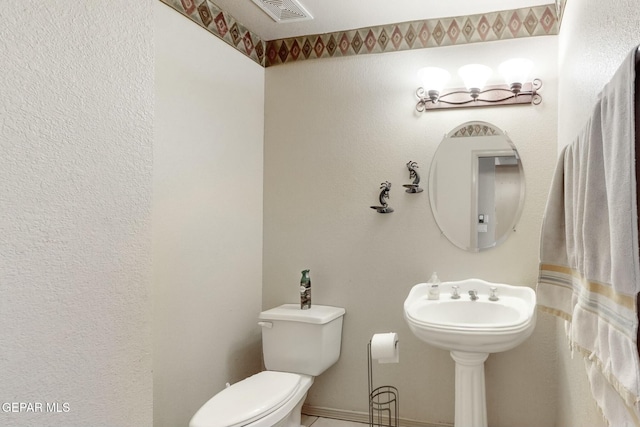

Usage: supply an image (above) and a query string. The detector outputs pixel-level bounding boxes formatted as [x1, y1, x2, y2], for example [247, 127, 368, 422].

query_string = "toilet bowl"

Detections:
[189, 371, 313, 427]
[189, 304, 345, 427]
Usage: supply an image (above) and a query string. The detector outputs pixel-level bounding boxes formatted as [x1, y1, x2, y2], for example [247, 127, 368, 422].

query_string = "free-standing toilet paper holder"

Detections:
[368, 340, 399, 427]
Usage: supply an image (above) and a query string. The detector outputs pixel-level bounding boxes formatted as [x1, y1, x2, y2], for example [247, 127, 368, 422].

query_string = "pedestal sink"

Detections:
[403, 278, 536, 427]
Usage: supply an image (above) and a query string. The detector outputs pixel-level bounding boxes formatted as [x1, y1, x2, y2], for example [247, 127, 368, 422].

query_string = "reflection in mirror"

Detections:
[428, 121, 525, 251]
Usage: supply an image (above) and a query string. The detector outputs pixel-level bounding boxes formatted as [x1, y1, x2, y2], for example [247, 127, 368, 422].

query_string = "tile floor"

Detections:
[302, 415, 368, 427]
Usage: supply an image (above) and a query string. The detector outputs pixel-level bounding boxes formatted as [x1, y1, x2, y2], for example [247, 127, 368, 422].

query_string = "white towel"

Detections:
[538, 45, 640, 425]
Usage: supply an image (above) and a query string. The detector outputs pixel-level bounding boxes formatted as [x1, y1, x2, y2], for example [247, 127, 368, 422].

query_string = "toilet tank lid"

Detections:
[259, 304, 345, 324]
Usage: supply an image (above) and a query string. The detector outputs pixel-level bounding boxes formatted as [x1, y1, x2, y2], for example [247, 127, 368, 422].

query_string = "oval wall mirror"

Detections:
[428, 121, 525, 251]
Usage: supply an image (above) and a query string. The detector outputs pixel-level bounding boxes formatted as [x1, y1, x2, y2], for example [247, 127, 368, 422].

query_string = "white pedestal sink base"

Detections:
[450, 351, 489, 427]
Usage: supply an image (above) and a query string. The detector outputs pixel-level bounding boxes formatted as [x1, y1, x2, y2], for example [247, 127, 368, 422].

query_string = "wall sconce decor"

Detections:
[415, 59, 542, 112]
[402, 161, 423, 193]
[370, 181, 394, 213]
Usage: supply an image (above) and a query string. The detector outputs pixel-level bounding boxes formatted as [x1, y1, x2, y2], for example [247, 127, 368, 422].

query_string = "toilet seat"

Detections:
[189, 371, 303, 427]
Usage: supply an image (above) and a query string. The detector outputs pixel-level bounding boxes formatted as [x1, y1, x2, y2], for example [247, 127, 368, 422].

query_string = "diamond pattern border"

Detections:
[265, 5, 559, 66]
[452, 123, 500, 137]
[159, 0, 563, 68]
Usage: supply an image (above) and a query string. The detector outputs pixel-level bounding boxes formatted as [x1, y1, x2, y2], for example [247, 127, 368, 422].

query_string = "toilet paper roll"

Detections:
[371, 332, 399, 364]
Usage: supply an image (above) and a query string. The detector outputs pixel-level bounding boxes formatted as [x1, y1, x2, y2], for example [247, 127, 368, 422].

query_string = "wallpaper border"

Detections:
[159, 0, 566, 68]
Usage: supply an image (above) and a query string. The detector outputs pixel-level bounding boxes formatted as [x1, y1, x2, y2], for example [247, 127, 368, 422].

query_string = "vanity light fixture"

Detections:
[415, 59, 542, 112]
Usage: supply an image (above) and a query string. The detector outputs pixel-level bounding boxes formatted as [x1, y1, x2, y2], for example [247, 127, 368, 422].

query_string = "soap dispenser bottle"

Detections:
[427, 272, 441, 300]
[300, 269, 311, 309]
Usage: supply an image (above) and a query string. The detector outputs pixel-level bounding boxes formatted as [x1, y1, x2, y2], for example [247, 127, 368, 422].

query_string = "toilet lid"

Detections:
[190, 371, 302, 427]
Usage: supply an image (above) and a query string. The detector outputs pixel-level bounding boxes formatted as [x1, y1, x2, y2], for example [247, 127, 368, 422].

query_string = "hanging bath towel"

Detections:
[537, 45, 640, 426]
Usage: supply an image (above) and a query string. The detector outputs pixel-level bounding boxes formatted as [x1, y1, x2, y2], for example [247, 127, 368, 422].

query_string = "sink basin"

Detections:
[404, 278, 536, 353]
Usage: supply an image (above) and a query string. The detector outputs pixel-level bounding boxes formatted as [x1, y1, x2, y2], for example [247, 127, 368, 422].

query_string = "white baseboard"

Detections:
[302, 405, 452, 427]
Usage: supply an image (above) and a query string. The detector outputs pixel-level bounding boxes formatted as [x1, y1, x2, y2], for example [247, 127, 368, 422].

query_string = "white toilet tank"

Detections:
[259, 304, 345, 376]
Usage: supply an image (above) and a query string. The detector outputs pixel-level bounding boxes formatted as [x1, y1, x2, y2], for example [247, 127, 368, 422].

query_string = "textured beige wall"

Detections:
[264, 36, 559, 426]
[554, 0, 640, 426]
[153, 4, 265, 427]
[558, 0, 640, 150]
[0, 1, 153, 426]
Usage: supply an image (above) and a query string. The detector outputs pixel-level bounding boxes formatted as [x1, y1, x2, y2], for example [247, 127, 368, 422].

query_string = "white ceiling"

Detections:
[211, 0, 553, 41]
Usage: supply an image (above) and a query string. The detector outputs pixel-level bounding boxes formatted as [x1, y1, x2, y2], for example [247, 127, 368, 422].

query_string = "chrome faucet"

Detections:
[469, 290, 479, 301]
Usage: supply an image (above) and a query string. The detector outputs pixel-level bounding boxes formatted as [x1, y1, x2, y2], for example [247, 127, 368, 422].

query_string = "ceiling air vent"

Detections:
[251, 0, 313, 23]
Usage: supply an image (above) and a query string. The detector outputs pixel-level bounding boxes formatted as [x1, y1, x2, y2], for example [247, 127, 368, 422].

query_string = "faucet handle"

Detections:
[451, 285, 460, 299]
[489, 286, 499, 301]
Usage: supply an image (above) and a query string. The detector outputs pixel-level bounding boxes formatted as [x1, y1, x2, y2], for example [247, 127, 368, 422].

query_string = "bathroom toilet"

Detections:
[189, 304, 346, 427]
